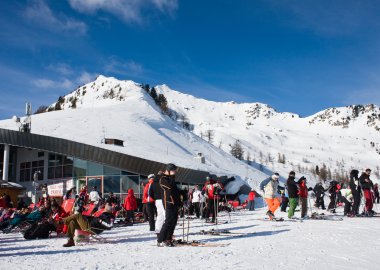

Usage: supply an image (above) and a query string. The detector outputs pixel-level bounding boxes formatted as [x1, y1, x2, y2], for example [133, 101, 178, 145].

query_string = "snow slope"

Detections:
[155, 84, 380, 185]
[0, 76, 268, 191]
[1, 207, 379, 270]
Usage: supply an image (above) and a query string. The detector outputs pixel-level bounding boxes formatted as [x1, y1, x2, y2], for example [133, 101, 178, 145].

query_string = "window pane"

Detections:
[48, 153, 56, 166]
[104, 166, 120, 175]
[87, 162, 102, 176]
[63, 165, 73, 178]
[121, 170, 138, 176]
[73, 159, 87, 177]
[25, 162, 31, 168]
[104, 176, 120, 194]
[64, 156, 73, 165]
[20, 170, 25, 182]
[32, 161, 38, 168]
[121, 175, 139, 194]
[48, 167, 55, 179]
[25, 168, 31, 182]
[38, 160, 44, 167]
[55, 166, 62, 179]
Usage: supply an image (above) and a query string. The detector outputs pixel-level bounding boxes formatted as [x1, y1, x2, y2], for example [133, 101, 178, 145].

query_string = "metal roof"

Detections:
[0, 128, 209, 184]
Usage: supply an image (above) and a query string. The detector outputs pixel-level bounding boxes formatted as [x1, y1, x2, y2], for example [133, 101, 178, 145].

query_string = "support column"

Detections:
[2, 144, 10, 181]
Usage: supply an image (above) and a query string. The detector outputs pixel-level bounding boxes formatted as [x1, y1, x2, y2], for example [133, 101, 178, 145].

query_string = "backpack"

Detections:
[23, 222, 54, 240]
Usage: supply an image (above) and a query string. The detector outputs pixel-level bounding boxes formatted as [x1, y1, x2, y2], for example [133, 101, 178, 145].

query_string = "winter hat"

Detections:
[299, 176, 306, 181]
[272, 174, 280, 180]
[165, 163, 177, 171]
[289, 171, 296, 176]
[365, 168, 371, 172]
[148, 174, 155, 179]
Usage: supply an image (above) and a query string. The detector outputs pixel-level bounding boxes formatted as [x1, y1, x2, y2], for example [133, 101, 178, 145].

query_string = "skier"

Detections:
[327, 180, 339, 213]
[202, 177, 223, 223]
[349, 169, 361, 216]
[286, 171, 298, 219]
[298, 176, 312, 219]
[149, 171, 165, 237]
[359, 169, 374, 216]
[143, 174, 156, 231]
[260, 173, 282, 220]
[313, 182, 326, 210]
[157, 163, 181, 247]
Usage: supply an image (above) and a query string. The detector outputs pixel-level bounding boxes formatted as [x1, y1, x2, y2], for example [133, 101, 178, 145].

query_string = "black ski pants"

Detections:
[146, 202, 156, 231]
[157, 206, 178, 243]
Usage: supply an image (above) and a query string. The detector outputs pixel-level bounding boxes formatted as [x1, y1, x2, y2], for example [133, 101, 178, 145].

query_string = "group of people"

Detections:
[260, 168, 379, 220]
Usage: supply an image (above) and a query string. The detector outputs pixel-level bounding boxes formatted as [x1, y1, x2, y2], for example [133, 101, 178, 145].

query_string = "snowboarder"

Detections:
[260, 173, 282, 220]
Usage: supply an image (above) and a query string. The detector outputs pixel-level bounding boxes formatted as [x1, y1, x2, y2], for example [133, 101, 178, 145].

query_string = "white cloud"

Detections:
[32, 71, 97, 91]
[68, 0, 178, 23]
[24, 0, 87, 35]
[105, 57, 143, 76]
[77, 72, 98, 85]
[46, 63, 74, 76]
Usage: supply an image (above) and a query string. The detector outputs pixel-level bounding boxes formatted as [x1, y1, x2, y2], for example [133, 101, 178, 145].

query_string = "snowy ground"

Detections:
[1, 206, 379, 270]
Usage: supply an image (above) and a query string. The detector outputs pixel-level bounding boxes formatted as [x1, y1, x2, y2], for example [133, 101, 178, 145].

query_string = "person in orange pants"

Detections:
[260, 173, 282, 220]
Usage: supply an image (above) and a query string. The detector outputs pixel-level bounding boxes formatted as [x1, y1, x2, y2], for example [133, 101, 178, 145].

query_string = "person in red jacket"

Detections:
[143, 174, 156, 231]
[298, 176, 311, 218]
[247, 189, 255, 211]
[123, 189, 137, 225]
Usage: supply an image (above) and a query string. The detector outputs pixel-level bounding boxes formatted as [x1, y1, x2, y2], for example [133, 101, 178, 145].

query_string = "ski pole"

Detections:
[186, 218, 190, 242]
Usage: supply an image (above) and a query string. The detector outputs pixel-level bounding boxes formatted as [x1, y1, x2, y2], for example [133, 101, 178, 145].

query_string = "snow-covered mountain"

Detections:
[2, 75, 379, 188]
[154, 85, 380, 184]
[0, 75, 269, 192]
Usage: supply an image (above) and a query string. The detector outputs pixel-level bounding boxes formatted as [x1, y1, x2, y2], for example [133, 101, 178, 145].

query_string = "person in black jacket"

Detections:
[349, 169, 361, 215]
[157, 164, 181, 247]
[313, 182, 326, 210]
[286, 171, 298, 219]
[359, 169, 374, 215]
[327, 180, 339, 213]
[149, 171, 164, 235]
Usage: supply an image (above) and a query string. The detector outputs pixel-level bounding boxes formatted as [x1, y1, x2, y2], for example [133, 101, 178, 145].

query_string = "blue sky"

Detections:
[1, 0, 380, 119]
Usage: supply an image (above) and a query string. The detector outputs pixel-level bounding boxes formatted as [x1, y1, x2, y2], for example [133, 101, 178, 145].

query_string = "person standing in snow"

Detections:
[260, 173, 281, 220]
[327, 180, 339, 213]
[298, 176, 312, 218]
[149, 171, 165, 237]
[349, 169, 361, 216]
[247, 189, 256, 211]
[157, 163, 181, 247]
[143, 174, 156, 231]
[192, 185, 202, 218]
[359, 168, 374, 216]
[313, 182, 326, 210]
[374, 183, 379, 204]
[123, 189, 137, 224]
[202, 177, 223, 223]
[286, 171, 299, 219]
[280, 186, 289, 212]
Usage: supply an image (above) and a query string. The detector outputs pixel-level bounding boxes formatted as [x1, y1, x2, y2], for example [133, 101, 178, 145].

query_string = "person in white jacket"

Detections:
[192, 185, 202, 218]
